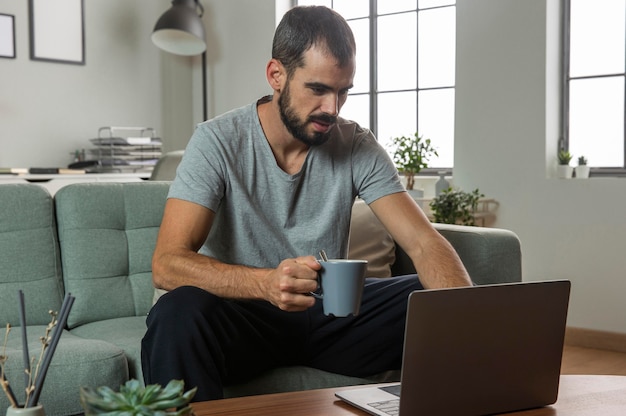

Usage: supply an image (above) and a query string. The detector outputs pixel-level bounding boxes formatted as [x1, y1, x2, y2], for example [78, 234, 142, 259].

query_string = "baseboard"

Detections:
[565, 327, 626, 353]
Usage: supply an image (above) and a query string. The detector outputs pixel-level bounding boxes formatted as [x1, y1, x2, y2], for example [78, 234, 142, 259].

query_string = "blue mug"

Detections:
[310, 259, 368, 317]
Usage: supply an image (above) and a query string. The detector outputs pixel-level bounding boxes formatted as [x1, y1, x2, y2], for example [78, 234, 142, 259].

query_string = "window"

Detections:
[563, 0, 626, 173]
[296, 0, 456, 169]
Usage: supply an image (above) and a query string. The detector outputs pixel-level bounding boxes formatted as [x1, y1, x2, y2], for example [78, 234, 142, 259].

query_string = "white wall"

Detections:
[0, 0, 168, 167]
[455, 0, 626, 334]
[0, 0, 275, 166]
[199, 0, 276, 120]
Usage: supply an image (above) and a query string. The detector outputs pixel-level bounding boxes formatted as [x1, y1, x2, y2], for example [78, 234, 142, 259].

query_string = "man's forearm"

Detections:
[410, 234, 473, 289]
[152, 249, 270, 299]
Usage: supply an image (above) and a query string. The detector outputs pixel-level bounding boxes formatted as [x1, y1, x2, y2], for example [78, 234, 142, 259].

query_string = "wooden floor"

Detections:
[561, 344, 626, 375]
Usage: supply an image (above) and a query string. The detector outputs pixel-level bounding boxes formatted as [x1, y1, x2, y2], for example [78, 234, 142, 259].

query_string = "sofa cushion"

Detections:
[54, 182, 169, 328]
[70, 316, 148, 381]
[0, 184, 64, 326]
[348, 199, 396, 277]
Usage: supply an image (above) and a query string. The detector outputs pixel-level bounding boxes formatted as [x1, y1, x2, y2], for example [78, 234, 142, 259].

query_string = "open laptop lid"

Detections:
[335, 280, 571, 416]
[399, 280, 571, 416]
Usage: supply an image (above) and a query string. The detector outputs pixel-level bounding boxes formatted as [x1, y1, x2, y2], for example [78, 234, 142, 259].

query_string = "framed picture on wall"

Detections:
[29, 0, 85, 64]
[0, 13, 16, 59]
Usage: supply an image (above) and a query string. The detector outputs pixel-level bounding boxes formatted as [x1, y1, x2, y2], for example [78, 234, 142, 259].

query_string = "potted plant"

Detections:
[429, 187, 484, 226]
[80, 379, 196, 416]
[390, 132, 438, 196]
[557, 150, 573, 179]
[575, 155, 590, 179]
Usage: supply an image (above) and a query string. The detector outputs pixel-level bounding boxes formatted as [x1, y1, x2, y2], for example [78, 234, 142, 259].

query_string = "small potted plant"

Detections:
[575, 155, 590, 179]
[557, 150, 573, 179]
[390, 132, 438, 197]
[80, 379, 196, 416]
[429, 187, 484, 226]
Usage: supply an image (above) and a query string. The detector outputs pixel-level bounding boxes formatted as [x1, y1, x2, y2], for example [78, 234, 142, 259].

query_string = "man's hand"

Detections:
[263, 256, 321, 311]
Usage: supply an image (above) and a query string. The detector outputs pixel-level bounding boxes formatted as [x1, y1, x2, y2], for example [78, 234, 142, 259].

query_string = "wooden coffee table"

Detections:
[191, 375, 626, 415]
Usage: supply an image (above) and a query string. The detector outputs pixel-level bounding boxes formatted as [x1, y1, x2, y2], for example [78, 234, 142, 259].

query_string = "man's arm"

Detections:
[152, 198, 320, 311]
[369, 192, 473, 288]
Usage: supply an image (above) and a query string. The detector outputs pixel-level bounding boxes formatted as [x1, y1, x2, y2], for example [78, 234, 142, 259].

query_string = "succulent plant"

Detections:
[80, 379, 197, 416]
[558, 150, 573, 165]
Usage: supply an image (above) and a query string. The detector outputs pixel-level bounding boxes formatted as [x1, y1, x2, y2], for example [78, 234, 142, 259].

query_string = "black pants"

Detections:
[141, 275, 423, 401]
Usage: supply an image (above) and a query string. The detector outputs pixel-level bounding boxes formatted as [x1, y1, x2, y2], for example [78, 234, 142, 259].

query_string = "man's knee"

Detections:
[147, 286, 221, 334]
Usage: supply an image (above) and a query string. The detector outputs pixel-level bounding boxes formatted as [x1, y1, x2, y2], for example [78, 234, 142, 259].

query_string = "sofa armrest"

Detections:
[391, 223, 522, 285]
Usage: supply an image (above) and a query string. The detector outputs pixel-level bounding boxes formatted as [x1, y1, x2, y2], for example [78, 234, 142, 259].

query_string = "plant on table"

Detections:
[429, 187, 484, 226]
[390, 132, 438, 191]
[80, 379, 197, 416]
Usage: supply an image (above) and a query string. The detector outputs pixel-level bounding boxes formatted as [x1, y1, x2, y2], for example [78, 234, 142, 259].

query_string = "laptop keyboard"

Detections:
[367, 399, 399, 415]
[367, 385, 401, 415]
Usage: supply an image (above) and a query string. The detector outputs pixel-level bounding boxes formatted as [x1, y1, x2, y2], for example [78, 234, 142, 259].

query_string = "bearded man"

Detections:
[141, 5, 472, 401]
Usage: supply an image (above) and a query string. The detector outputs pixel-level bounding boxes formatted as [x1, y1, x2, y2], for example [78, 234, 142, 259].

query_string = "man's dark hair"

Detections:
[272, 6, 356, 78]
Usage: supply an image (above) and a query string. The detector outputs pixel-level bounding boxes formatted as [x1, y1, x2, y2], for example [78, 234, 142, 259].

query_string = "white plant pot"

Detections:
[556, 165, 573, 179]
[575, 165, 590, 179]
[6, 405, 45, 416]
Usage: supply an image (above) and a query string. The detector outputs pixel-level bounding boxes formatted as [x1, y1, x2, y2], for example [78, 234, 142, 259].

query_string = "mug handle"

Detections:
[308, 273, 323, 299]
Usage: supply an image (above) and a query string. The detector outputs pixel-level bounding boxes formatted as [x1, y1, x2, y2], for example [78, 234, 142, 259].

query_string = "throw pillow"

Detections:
[348, 199, 396, 278]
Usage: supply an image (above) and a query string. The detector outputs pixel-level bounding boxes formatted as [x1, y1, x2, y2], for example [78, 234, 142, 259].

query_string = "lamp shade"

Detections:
[152, 0, 206, 56]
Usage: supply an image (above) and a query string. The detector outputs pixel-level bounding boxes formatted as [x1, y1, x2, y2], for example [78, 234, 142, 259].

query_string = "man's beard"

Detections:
[278, 83, 336, 147]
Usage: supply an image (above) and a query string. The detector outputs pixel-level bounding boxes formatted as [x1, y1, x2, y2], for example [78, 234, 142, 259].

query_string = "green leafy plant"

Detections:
[79, 379, 197, 416]
[578, 155, 587, 166]
[391, 132, 438, 190]
[558, 150, 573, 165]
[429, 187, 484, 226]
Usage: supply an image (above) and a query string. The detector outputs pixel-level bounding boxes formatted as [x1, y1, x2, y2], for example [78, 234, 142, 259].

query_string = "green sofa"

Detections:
[0, 182, 521, 416]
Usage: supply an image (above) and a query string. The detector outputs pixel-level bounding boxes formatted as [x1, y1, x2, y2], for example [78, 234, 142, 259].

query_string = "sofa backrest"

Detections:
[54, 182, 169, 328]
[0, 184, 64, 325]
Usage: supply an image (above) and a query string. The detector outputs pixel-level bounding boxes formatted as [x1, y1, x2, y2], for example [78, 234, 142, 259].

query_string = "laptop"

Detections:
[336, 280, 571, 416]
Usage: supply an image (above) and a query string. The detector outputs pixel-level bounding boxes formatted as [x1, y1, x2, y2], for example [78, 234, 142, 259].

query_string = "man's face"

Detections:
[278, 46, 355, 147]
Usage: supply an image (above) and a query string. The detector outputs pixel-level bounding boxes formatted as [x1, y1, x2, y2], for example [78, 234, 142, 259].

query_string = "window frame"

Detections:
[294, 0, 455, 174]
[561, 0, 626, 177]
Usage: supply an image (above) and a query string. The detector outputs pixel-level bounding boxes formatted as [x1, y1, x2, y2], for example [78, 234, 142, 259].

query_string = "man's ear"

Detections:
[266, 59, 285, 92]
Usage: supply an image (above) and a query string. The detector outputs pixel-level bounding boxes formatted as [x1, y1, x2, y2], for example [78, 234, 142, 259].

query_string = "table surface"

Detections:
[191, 375, 626, 416]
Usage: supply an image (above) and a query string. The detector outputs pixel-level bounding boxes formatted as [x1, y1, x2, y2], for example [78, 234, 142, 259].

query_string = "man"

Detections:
[141, 5, 472, 401]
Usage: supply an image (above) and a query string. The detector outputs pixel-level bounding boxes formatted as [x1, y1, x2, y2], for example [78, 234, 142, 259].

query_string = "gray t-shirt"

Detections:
[169, 96, 404, 269]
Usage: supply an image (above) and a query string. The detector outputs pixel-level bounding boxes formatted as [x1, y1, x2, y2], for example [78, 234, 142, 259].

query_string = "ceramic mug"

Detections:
[310, 259, 368, 317]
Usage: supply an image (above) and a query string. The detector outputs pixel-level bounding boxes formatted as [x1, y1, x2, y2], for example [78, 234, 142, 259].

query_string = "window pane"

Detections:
[419, 7, 455, 88]
[333, 0, 368, 19]
[377, 91, 417, 152]
[419, 0, 455, 9]
[378, 12, 417, 92]
[341, 93, 370, 129]
[348, 18, 369, 94]
[570, 0, 625, 77]
[418, 88, 454, 168]
[569, 77, 624, 167]
[378, 0, 416, 15]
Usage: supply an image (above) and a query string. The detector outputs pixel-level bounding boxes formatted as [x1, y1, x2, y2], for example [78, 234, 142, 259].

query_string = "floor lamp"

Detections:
[152, 0, 208, 122]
